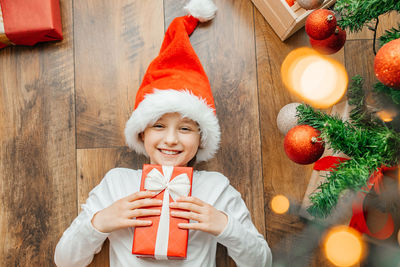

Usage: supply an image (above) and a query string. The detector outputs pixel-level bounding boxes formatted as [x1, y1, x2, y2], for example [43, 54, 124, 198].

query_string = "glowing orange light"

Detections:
[281, 47, 348, 109]
[323, 225, 365, 267]
[397, 230, 400, 247]
[377, 110, 396, 122]
[270, 195, 290, 214]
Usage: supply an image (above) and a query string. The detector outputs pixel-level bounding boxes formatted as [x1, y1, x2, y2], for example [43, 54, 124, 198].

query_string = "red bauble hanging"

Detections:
[309, 26, 347, 54]
[284, 125, 325, 165]
[305, 9, 337, 40]
[374, 38, 400, 89]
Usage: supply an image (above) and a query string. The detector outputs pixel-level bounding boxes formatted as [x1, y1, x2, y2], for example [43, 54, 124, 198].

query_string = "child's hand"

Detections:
[91, 191, 162, 233]
[169, 196, 228, 236]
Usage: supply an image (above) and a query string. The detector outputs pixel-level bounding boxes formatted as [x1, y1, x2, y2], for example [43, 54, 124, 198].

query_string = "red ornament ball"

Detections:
[374, 38, 400, 89]
[310, 26, 346, 54]
[305, 9, 337, 40]
[285, 0, 295, 7]
[284, 125, 325, 165]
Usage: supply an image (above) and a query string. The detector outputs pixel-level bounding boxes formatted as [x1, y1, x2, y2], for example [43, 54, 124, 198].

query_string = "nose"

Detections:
[164, 128, 178, 146]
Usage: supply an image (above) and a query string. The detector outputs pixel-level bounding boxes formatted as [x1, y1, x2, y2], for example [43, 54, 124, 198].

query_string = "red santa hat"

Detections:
[124, 0, 220, 162]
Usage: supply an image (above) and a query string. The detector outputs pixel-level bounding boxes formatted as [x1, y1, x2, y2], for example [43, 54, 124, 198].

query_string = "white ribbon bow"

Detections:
[144, 166, 191, 260]
[144, 167, 191, 201]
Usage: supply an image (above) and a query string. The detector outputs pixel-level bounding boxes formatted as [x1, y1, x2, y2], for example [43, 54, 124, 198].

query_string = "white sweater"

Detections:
[54, 168, 272, 267]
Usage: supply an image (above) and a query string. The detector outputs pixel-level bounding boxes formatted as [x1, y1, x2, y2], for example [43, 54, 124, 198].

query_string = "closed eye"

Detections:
[152, 123, 164, 129]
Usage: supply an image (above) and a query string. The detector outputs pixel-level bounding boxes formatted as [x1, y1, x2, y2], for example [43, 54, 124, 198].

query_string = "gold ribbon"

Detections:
[0, 3, 14, 46]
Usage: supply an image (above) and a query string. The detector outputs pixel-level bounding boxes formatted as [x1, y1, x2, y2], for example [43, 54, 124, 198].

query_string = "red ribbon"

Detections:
[313, 156, 395, 239]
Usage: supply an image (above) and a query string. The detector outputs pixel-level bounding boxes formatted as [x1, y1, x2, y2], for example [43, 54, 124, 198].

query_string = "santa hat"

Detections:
[124, 0, 220, 162]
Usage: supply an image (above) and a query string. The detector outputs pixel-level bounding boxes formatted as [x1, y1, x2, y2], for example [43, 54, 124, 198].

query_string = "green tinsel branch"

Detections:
[347, 76, 400, 132]
[374, 82, 400, 106]
[379, 24, 400, 46]
[296, 104, 400, 218]
[347, 75, 377, 128]
[334, 0, 400, 33]
[307, 158, 377, 218]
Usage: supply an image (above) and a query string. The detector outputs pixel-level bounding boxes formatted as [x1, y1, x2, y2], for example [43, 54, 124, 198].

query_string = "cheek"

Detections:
[183, 134, 201, 152]
[142, 131, 159, 148]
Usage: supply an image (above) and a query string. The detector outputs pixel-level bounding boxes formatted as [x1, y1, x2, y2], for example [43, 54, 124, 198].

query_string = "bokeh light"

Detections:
[377, 109, 397, 122]
[323, 225, 365, 267]
[270, 195, 290, 214]
[398, 229, 400, 247]
[281, 47, 348, 109]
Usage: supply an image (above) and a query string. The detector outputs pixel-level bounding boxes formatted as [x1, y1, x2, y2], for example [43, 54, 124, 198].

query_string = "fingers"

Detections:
[170, 210, 202, 222]
[176, 196, 205, 206]
[128, 208, 161, 218]
[126, 190, 158, 202]
[177, 222, 223, 236]
[125, 219, 153, 228]
[169, 199, 203, 213]
[130, 197, 163, 210]
[177, 222, 206, 231]
[127, 191, 163, 210]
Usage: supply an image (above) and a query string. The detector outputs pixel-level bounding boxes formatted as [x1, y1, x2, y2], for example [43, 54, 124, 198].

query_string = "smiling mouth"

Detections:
[158, 149, 181, 155]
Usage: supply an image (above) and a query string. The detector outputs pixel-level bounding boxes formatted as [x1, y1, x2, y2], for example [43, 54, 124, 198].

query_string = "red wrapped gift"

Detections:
[0, 0, 63, 49]
[132, 164, 193, 260]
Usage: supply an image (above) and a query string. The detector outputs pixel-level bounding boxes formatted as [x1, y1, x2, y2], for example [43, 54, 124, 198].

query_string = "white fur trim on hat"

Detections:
[184, 0, 217, 22]
[125, 89, 220, 162]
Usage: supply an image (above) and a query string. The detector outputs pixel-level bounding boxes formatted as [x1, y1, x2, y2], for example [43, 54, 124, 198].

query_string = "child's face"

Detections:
[141, 113, 201, 167]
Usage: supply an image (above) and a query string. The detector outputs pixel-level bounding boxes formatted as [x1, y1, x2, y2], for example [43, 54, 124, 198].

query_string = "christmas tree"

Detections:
[298, 0, 400, 218]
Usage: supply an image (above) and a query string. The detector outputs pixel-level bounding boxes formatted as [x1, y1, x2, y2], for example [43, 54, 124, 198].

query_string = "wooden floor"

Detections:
[1, 0, 399, 266]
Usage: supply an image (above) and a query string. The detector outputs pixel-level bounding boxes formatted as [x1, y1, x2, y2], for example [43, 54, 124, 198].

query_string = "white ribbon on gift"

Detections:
[144, 166, 191, 260]
[0, 4, 13, 46]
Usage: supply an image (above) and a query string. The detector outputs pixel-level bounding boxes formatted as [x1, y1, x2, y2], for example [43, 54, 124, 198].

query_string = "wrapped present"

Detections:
[132, 164, 193, 260]
[251, 0, 336, 41]
[0, 0, 63, 49]
[349, 165, 396, 240]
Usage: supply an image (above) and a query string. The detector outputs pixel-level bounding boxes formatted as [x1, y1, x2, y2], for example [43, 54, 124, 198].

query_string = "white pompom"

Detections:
[277, 103, 301, 135]
[184, 0, 217, 22]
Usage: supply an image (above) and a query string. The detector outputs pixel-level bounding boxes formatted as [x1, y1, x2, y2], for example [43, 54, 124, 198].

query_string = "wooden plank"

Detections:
[75, 0, 164, 149]
[164, 0, 264, 266]
[347, 11, 400, 41]
[254, 5, 347, 266]
[255, 4, 313, 246]
[345, 40, 376, 84]
[74, 0, 164, 265]
[77, 148, 146, 267]
[0, 0, 75, 265]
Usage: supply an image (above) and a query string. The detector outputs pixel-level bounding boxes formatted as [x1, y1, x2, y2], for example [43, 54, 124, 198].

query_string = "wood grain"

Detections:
[346, 11, 400, 41]
[1, 0, 399, 266]
[77, 148, 146, 267]
[255, 3, 311, 243]
[0, 0, 75, 265]
[75, 0, 164, 149]
[74, 0, 163, 264]
[164, 0, 265, 265]
[344, 40, 376, 84]
[254, 5, 347, 266]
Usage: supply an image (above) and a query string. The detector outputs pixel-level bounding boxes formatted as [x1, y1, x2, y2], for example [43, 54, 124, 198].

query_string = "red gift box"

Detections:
[0, 0, 63, 49]
[132, 164, 193, 260]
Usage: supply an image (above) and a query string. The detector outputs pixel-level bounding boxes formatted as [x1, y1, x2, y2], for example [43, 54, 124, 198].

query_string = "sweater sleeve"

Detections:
[214, 185, 273, 267]
[54, 169, 118, 267]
